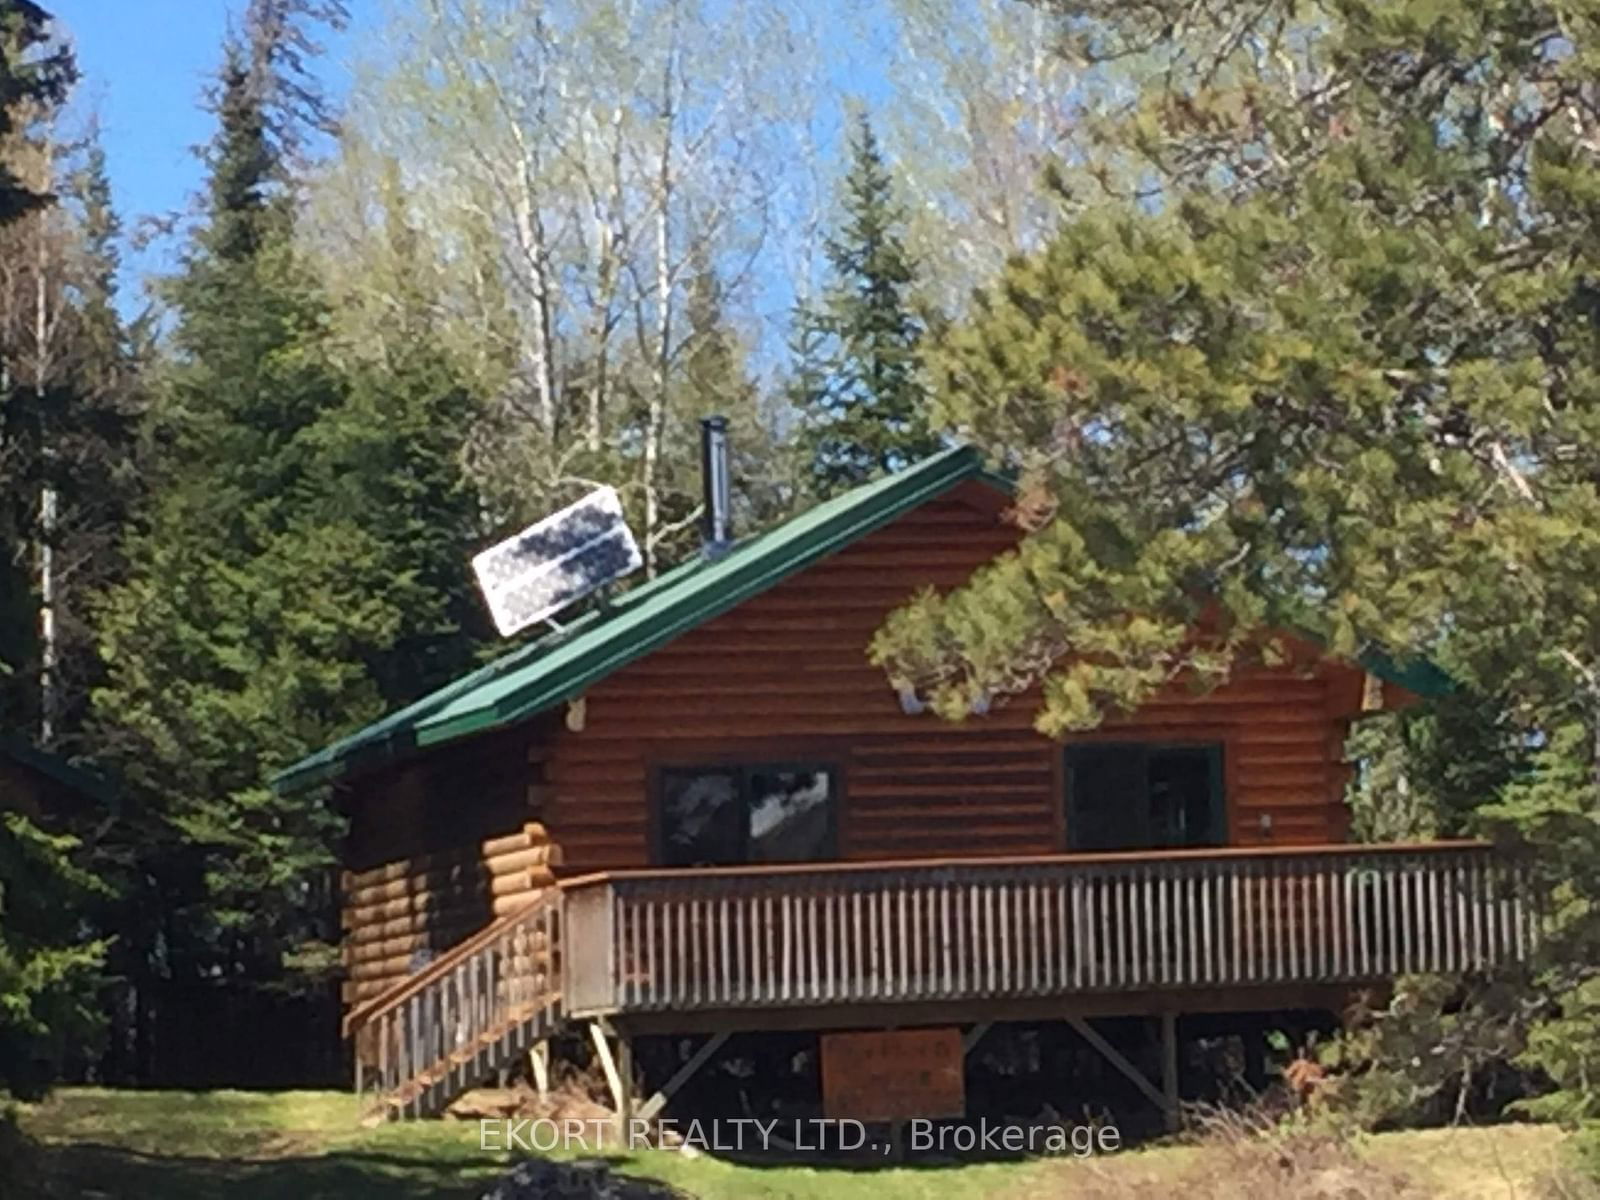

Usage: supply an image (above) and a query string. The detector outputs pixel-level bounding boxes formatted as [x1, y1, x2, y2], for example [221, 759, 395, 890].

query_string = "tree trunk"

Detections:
[643, 9, 680, 577]
[511, 186, 559, 437]
[36, 208, 56, 745]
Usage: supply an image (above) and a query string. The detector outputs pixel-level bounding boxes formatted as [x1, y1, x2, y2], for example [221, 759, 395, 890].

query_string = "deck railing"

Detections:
[560, 842, 1534, 1017]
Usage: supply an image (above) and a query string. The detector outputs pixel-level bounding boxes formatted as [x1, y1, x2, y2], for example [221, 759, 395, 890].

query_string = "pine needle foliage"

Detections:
[793, 114, 943, 498]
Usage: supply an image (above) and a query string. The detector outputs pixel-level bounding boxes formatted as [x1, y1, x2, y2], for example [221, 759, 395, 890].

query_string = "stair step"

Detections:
[375, 995, 566, 1119]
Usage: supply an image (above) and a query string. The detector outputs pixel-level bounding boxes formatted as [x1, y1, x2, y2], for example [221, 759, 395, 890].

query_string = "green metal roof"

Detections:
[0, 735, 117, 804]
[274, 445, 992, 793]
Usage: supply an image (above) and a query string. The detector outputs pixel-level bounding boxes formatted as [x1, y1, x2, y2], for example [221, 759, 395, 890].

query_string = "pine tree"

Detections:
[0, 1, 72, 225]
[0, 0, 106, 1108]
[875, 0, 1600, 1127]
[94, 1, 478, 989]
[792, 114, 942, 499]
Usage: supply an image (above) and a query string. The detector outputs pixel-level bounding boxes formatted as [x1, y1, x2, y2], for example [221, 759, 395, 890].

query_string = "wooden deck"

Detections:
[561, 842, 1534, 1026]
[348, 839, 1534, 1117]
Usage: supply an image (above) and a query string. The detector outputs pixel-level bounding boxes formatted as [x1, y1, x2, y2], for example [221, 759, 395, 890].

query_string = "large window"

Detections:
[656, 764, 837, 866]
[1064, 743, 1225, 851]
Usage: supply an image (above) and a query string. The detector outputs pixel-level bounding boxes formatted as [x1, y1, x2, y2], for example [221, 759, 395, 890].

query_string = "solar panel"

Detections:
[472, 486, 643, 637]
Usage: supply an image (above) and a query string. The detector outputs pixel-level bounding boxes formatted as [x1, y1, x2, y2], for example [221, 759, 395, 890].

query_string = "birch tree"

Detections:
[0, 98, 139, 753]
[0, 109, 68, 738]
[883, 0, 1081, 309]
[317, 0, 809, 571]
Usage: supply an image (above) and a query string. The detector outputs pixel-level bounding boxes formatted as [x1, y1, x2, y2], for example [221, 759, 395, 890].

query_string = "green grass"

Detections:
[15, 1088, 1050, 1200]
[16, 1090, 501, 1200]
[13, 1088, 1581, 1200]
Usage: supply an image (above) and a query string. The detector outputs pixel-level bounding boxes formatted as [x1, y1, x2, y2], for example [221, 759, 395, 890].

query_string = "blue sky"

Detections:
[49, 1, 367, 297]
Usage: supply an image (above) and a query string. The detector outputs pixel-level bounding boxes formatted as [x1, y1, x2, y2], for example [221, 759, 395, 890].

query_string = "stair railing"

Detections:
[348, 889, 562, 1114]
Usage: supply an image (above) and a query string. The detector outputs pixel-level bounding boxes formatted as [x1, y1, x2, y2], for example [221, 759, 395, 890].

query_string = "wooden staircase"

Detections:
[346, 890, 565, 1120]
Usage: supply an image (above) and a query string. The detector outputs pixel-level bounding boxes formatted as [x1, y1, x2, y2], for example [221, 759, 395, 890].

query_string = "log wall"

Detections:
[547, 480, 1365, 873]
[0, 759, 51, 821]
[339, 722, 559, 1004]
[0, 757, 94, 825]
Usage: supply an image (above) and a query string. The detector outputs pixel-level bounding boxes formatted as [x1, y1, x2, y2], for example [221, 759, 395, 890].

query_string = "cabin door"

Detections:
[1064, 743, 1225, 851]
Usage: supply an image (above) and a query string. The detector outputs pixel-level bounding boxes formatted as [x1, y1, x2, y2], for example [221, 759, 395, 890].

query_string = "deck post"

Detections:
[589, 1021, 633, 1138]
[1241, 1020, 1267, 1091]
[529, 1038, 550, 1100]
[1160, 1012, 1180, 1133]
[617, 1034, 634, 1137]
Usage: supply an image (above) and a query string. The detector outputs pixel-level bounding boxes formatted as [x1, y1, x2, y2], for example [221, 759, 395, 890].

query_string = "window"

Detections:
[1064, 744, 1225, 851]
[656, 764, 837, 866]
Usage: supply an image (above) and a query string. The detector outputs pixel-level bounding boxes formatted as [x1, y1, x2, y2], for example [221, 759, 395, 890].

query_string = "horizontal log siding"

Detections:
[340, 722, 555, 1004]
[547, 484, 1354, 873]
[0, 761, 52, 821]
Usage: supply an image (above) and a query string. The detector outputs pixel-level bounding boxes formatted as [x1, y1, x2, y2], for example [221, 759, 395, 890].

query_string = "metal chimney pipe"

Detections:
[700, 415, 732, 550]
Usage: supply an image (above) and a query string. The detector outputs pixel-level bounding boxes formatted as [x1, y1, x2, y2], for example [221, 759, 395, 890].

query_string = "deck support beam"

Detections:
[529, 1038, 550, 1099]
[637, 1032, 731, 1124]
[589, 1022, 633, 1133]
[601, 984, 1354, 1037]
[1068, 1016, 1178, 1131]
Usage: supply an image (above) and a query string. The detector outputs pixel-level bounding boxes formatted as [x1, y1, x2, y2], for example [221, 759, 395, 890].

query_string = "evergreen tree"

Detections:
[0, 1, 71, 225]
[0, 809, 106, 1100]
[44, 128, 144, 754]
[95, 19, 345, 986]
[683, 260, 755, 427]
[665, 258, 789, 546]
[871, 0, 1600, 1127]
[792, 114, 942, 498]
[0, 0, 107, 1109]
[94, 1, 479, 990]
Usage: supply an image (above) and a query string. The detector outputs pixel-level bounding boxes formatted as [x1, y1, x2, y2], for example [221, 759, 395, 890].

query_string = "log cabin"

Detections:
[276, 428, 1534, 1127]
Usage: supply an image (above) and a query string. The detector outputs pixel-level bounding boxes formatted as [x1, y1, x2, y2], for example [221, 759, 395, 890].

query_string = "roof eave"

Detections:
[1356, 647, 1455, 700]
